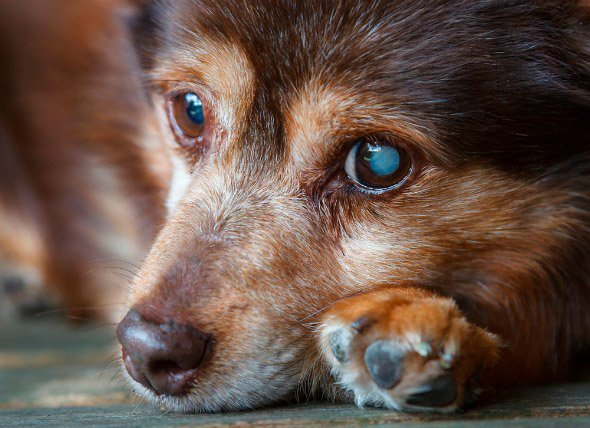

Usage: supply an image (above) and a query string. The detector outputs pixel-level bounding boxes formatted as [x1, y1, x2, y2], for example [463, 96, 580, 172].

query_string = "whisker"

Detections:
[97, 367, 121, 377]
[100, 351, 120, 373]
[98, 279, 129, 292]
[297, 289, 370, 325]
[66, 315, 106, 322]
[297, 305, 332, 325]
[112, 375, 127, 389]
[86, 267, 133, 282]
[132, 394, 148, 413]
[34, 305, 125, 317]
[90, 258, 141, 271]
[284, 332, 308, 348]
[102, 266, 140, 279]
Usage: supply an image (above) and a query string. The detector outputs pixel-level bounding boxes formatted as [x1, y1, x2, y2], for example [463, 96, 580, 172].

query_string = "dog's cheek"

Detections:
[165, 150, 192, 214]
[334, 164, 560, 293]
[144, 101, 190, 215]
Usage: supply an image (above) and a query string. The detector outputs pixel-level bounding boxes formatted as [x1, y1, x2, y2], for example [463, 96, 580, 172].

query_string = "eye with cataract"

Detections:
[167, 92, 206, 147]
[344, 139, 412, 193]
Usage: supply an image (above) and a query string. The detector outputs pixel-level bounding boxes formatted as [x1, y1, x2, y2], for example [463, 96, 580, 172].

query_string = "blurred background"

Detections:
[0, 0, 169, 322]
[0, 0, 169, 412]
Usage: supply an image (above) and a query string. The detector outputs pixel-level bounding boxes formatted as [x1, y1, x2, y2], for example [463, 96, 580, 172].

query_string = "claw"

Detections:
[415, 342, 432, 357]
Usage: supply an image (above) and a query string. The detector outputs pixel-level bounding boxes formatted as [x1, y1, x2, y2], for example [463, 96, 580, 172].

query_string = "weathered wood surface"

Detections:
[1, 319, 589, 427]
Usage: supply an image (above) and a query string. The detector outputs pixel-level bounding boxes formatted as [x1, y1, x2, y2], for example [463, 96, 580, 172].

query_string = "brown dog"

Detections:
[3, 0, 590, 415]
[113, 0, 590, 413]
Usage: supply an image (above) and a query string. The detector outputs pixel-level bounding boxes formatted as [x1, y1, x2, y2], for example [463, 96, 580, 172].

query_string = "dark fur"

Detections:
[142, 0, 590, 169]
[136, 0, 590, 383]
[2, 0, 590, 413]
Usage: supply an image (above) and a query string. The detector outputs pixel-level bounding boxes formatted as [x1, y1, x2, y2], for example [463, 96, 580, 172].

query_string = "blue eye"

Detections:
[363, 145, 400, 176]
[344, 139, 411, 191]
[184, 93, 204, 125]
[168, 92, 206, 143]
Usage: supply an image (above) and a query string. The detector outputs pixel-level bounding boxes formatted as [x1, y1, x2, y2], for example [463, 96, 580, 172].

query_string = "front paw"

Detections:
[0, 269, 55, 320]
[319, 288, 500, 413]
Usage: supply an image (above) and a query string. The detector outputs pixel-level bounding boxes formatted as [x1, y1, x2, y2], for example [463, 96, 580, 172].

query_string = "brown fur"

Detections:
[2, 0, 590, 414]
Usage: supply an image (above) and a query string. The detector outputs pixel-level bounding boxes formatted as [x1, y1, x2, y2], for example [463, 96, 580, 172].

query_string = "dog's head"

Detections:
[116, 0, 590, 412]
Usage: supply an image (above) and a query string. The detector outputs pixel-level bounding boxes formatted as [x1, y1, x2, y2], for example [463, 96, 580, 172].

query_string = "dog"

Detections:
[3, 0, 590, 415]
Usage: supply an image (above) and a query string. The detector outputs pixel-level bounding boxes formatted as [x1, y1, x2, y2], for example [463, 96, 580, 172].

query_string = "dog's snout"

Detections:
[116, 308, 210, 396]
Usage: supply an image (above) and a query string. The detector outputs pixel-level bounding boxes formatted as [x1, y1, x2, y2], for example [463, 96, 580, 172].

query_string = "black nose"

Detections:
[116, 308, 210, 396]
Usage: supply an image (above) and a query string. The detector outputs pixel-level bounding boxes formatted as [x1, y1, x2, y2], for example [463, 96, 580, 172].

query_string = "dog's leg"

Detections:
[319, 287, 500, 413]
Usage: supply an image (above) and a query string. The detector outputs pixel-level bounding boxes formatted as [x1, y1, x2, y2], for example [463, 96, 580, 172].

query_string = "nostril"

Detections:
[149, 359, 194, 381]
[151, 360, 180, 374]
[116, 308, 211, 396]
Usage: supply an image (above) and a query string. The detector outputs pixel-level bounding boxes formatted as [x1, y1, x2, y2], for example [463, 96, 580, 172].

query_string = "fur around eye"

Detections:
[344, 139, 412, 193]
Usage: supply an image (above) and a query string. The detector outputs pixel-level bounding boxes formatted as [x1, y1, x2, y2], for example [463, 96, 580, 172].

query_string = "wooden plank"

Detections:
[0, 319, 130, 409]
[1, 404, 590, 428]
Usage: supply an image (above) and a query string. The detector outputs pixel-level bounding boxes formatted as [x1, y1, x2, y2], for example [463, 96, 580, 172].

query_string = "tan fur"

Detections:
[121, 32, 589, 410]
[2, 0, 590, 415]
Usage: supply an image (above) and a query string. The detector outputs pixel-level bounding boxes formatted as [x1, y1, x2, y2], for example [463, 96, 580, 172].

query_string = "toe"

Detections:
[406, 372, 457, 407]
[329, 327, 355, 363]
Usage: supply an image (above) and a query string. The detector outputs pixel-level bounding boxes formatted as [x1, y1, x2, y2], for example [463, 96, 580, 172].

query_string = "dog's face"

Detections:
[117, 0, 590, 411]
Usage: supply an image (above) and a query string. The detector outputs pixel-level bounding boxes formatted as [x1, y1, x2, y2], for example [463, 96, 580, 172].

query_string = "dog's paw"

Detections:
[0, 268, 55, 320]
[319, 288, 500, 413]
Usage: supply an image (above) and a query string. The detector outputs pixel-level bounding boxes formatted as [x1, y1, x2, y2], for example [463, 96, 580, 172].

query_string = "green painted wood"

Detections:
[1, 319, 589, 427]
[0, 319, 129, 409]
[1, 405, 590, 428]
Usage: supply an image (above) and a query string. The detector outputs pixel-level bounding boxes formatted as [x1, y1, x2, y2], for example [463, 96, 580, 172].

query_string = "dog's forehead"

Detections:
[156, 0, 453, 99]
[150, 0, 590, 172]
[153, 0, 450, 161]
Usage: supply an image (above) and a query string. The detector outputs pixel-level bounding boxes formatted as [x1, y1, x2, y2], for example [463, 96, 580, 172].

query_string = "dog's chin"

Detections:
[120, 363, 296, 413]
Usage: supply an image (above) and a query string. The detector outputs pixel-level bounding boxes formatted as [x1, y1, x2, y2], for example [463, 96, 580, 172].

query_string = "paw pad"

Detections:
[406, 372, 457, 407]
[364, 340, 405, 389]
[1, 275, 26, 294]
[329, 328, 355, 363]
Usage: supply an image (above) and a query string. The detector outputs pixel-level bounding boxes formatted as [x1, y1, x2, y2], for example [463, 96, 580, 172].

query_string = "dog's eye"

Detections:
[167, 92, 206, 145]
[344, 139, 411, 192]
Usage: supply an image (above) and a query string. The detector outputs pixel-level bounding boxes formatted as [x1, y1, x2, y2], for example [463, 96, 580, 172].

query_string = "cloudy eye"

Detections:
[167, 92, 206, 146]
[344, 139, 412, 192]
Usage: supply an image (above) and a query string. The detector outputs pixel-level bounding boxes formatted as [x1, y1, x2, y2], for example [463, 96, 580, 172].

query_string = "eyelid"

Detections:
[351, 164, 415, 195]
[151, 74, 208, 96]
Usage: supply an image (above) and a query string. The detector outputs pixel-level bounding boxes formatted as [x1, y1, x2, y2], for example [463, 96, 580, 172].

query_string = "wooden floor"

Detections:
[1, 318, 589, 427]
